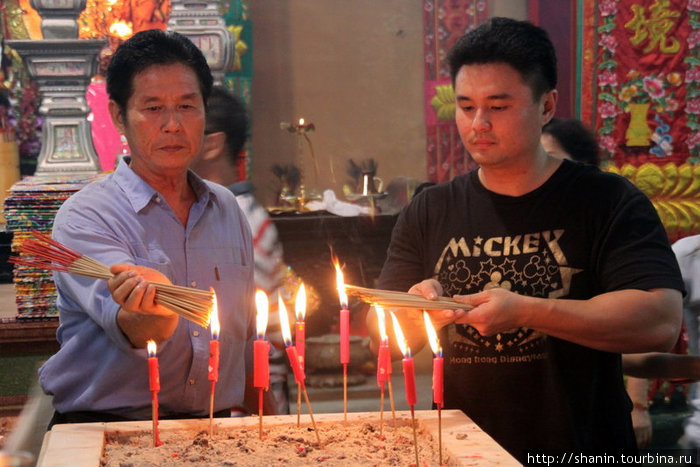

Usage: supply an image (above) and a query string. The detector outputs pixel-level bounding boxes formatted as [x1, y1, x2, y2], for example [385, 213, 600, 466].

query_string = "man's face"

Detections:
[109, 62, 205, 179]
[454, 62, 556, 169]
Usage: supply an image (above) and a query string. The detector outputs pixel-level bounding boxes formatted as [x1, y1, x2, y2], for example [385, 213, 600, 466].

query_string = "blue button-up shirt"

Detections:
[39, 161, 255, 419]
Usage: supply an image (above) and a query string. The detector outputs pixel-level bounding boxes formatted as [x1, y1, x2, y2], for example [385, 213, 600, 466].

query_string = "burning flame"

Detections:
[299, 118, 305, 126]
[423, 311, 442, 356]
[147, 339, 157, 358]
[375, 305, 387, 343]
[255, 290, 269, 340]
[278, 296, 293, 347]
[109, 20, 133, 39]
[210, 288, 220, 340]
[334, 260, 348, 307]
[295, 283, 306, 321]
[390, 311, 410, 358]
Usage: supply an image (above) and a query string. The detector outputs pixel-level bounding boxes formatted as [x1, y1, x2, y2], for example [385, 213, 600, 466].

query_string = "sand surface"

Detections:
[102, 417, 454, 466]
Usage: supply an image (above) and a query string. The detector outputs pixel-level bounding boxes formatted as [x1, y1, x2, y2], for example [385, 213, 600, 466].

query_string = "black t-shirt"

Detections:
[378, 160, 684, 462]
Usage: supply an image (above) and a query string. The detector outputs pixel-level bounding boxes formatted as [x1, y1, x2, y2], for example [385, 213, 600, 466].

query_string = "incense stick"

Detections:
[345, 284, 472, 311]
[9, 230, 213, 327]
[388, 380, 397, 428]
[301, 386, 322, 446]
[258, 388, 264, 440]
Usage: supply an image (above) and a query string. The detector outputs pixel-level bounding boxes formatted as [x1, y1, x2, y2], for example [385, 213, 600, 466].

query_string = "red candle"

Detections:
[402, 352, 417, 406]
[148, 341, 160, 392]
[423, 311, 444, 407]
[286, 345, 306, 389]
[375, 306, 389, 387]
[334, 262, 350, 365]
[208, 291, 220, 383]
[377, 342, 390, 386]
[279, 296, 306, 388]
[147, 340, 162, 447]
[295, 283, 306, 371]
[254, 290, 270, 390]
[390, 312, 417, 406]
[433, 353, 444, 406]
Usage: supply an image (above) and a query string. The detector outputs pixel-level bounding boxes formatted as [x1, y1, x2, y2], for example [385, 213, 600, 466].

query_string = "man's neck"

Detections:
[478, 150, 562, 197]
[199, 158, 239, 187]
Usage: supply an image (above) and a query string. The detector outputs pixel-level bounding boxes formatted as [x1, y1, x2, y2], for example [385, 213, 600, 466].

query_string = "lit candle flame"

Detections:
[255, 290, 269, 340]
[390, 311, 410, 358]
[299, 118, 305, 126]
[109, 20, 133, 39]
[375, 305, 387, 343]
[210, 288, 220, 340]
[279, 296, 293, 347]
[423, 311, 442, 357]
[334, 261, 348, 307]
[295, 283, 306, 321]
[147, 339, 157, 358]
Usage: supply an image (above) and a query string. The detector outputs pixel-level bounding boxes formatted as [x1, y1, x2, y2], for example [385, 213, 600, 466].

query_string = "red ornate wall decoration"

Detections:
[579, 0, 700, 242]
[423, 0, 487, 183]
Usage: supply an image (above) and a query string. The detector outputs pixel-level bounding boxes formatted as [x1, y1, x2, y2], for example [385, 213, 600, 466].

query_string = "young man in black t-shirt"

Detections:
[371, 17, 684, 463]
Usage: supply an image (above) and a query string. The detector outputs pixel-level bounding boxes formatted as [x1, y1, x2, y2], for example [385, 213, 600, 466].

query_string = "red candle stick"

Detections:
[254, 290, 271, 440]
[295, 283, 306, 370]
[390, 312, 419, 466]
[423, 311, 444, 407]
[424, 311, 444, 465]
[334, 261, 350, 422]
[375, 305, 390, 435]
[279, 297, 322, 445]
[375, 306, 389, 388]
[208, 290, 220, 437]
[294, 283, 307, 426]
[147, 340, 163, 447]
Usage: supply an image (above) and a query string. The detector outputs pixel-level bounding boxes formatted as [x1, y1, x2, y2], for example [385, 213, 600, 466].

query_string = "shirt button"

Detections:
[154, 197, 161, 203]
[190, 280, 197, 287]
[193, 331, 199, 337]
[189, 379, 195, 385]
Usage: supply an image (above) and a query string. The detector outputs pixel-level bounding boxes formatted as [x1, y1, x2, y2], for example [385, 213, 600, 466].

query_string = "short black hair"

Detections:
[447, 17, 557, 100]
[542, 118, 600, 167]
[106, 29, 213, 115]
[206, 86, 249, 164]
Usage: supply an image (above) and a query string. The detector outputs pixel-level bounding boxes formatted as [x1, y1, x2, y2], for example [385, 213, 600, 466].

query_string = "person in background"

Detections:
[671, 235, 700, 448]
[39, 29, 275, 427]
[370, 17, 684, 462]
[541, 116, 700, 450]
[541, 117, 600, 166]
[189, 86, 289, 414]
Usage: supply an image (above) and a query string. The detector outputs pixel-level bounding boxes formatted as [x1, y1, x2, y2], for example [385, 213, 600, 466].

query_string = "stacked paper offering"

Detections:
[3, 174, 103, 319]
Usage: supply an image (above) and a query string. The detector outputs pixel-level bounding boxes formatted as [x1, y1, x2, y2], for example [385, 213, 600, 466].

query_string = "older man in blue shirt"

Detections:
[40, 29, 271, 425]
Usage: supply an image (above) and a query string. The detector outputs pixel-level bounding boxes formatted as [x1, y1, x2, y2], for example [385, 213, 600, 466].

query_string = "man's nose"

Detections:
[162, 109, 183, 132]
[472, 109, 491, 132]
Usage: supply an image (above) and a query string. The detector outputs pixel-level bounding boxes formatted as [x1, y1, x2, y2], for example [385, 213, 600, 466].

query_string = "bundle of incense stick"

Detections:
[9, 230, 213, 327]
[345, 284, 472, 311]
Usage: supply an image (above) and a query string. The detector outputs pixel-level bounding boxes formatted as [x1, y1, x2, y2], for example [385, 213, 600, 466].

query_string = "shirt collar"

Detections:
[113, 157, 215, 212]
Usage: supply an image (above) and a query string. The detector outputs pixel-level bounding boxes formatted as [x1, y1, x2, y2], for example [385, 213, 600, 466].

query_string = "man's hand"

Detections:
[452, 287, 526, 336]
[108, 264, 174, 317]
[408, 279, 467, 330]
[109, 264, 179, 347]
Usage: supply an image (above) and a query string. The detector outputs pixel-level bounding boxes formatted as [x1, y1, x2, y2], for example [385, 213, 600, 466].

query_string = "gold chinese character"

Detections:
[624, 0, 681, 54]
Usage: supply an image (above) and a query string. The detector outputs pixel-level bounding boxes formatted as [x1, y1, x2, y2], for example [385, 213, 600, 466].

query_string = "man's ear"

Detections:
[201, 131, 227, 161]
[108, 100, 125, 134]
[541, 89, 558, 125]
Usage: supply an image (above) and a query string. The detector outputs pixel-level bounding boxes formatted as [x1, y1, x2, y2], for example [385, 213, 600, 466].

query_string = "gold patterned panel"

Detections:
[606, 162, 700, 241]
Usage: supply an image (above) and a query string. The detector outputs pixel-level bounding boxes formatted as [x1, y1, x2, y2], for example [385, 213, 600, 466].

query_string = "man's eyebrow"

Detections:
[138, 92, 200, 103]
[456, 93, 513, 101]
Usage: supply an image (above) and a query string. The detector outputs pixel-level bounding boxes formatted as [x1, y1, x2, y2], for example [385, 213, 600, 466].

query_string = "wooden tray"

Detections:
[37, 410, 520, 466]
